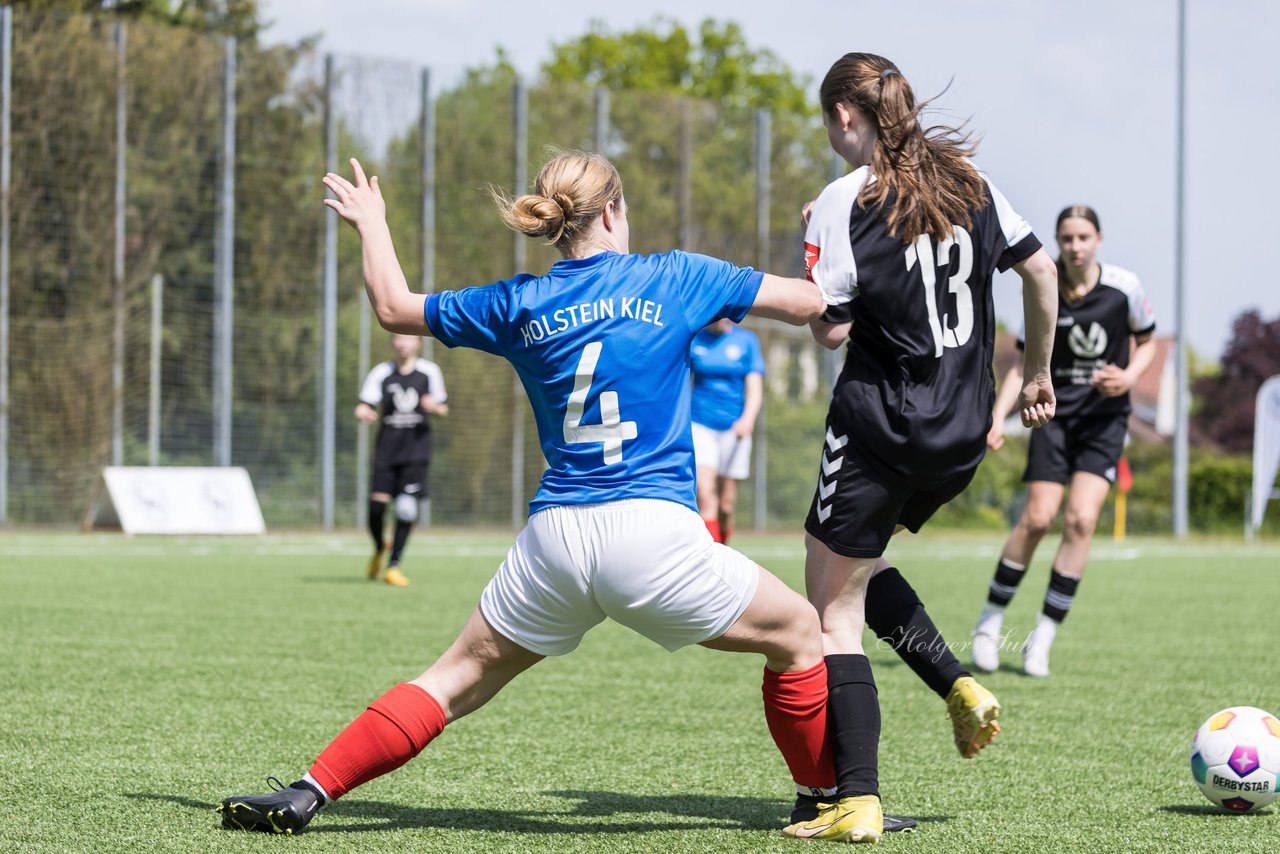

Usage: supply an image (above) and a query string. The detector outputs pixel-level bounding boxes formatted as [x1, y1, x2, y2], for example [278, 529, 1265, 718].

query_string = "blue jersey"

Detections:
[690, 326, 765, 431]
[424, 250, 763, 515]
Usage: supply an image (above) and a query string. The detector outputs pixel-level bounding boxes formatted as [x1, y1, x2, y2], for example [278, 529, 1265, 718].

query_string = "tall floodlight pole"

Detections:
[1172, 0, 1189, 536]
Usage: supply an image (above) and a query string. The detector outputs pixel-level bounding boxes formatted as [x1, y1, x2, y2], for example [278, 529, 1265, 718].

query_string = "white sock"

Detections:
[301, 772, 332, 806]
[1031, 613, 1059, 645]
[976, 604, 1006, 635]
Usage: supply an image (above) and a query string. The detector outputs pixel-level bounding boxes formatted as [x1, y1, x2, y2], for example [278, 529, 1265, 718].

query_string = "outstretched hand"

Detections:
[322, 158, 385, 232]
[1019, 372, 1056, 429]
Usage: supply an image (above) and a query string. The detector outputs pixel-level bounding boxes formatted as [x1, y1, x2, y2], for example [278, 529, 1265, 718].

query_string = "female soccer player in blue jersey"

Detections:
[218, 151, 842, 838]
[690, 318, 765, 544]
[973, 205, 1157, 678]
[784, 53, 1060, 843]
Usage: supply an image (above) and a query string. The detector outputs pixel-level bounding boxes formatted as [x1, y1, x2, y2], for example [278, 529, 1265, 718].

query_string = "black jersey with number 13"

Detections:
[805, 167, 1041, 482]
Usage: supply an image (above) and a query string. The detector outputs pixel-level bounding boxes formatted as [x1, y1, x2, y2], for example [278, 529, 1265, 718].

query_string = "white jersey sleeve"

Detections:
[980, 172, 1038, 270]
[1100, 265, 1157, 335]
[803, 167, 871, 309]
[416, 357, 448, 403]
[359, 361, 394, 406]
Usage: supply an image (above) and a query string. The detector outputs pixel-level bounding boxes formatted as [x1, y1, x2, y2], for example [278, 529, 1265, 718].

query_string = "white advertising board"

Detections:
[84, 467, 266, 535]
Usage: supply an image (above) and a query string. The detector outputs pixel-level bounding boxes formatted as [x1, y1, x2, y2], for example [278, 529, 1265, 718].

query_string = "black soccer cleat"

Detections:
[218, 777, 322, 834]
[790, 792, 918, 832]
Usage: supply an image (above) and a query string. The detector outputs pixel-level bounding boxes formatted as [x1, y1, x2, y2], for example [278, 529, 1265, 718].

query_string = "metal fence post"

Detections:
[0, 6, 10, 524]
[148, 274, 162, 466]
[753, 109, 771, 530]
[511, 77, 528, 529]
[679, 98, 692, 250]
[592, 87, 608, 154]
[111, 22, 126, 467]
[320, 54, 337, 529]
[419, 66, 437, 526]
[213, 36, 236, 467]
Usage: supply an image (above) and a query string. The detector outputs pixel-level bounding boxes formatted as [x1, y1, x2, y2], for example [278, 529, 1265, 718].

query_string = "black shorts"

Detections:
[1024, 415, 1126, 484]
[371, 458, 430, 499]
[804, 424, 977, 559]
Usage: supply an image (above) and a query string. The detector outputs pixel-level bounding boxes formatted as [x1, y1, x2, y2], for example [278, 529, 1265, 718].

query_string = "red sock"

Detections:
[720, 522, 733, 545]
[704, 517, 721, 543]
[762, 661, 836, 790]
[308, 682, 446, 801]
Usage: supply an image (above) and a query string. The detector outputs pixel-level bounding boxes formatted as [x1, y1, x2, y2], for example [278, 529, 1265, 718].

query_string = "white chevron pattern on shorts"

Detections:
[815, 429, 849, 525]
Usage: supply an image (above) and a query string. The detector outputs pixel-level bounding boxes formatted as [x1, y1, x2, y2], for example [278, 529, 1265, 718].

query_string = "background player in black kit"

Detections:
[355, 332, 449, 587]
[783, 53, 1059, 843]
[973, 205, 1157, 678]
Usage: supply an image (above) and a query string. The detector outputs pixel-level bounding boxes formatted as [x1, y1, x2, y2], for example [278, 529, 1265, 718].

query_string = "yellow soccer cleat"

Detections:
[367, 542, 387, 580]
[384, 566, 409, 587]
[947, 675, 1001, 758]
[782, 794, 882, 843]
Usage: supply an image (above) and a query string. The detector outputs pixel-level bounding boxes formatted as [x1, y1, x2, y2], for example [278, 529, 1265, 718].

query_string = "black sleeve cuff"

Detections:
[1133, 323, 1156, 338]
[998, 233, 1042, 272]
[821, 302, 854, 324]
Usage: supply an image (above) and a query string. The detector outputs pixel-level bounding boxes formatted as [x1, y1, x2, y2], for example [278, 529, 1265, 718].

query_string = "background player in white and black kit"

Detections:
[355, 333, 448, 587]
[973, 205, 1157, 678]
[219, 151, 863, 840]
[783, 53, 1060, 843]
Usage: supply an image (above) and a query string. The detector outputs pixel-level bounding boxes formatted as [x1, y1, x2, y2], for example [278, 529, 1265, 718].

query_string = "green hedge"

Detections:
[745, 399, 1280, 537]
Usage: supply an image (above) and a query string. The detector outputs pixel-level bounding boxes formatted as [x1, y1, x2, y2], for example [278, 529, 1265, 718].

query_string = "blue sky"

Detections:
[260, 0, 1278, 360]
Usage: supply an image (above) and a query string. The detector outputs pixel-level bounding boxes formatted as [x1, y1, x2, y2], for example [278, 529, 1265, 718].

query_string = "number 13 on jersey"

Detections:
[563, 341, 638, 464]
[905, 224, 974, 357]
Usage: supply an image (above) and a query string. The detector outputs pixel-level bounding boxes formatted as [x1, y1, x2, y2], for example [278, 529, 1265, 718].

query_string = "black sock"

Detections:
[825, 653, 879, 799]
[1043, 569, 1079, 622]
[368, 500, 387, 550]
[987, 558, 1027, 607]
[389, 520, 412, 565]
[865, 567, 967, 699]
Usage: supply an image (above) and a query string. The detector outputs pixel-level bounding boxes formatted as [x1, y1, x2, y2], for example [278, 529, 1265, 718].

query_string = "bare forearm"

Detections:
[1017, 250, 1058, 376]
[359, 221, 427, 334]
[1127, 336, 1158, 382]
[809, 317, 851, 350]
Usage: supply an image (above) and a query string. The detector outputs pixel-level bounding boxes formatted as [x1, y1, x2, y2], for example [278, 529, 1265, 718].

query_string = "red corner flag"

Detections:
[1116, 457, 1133, 494]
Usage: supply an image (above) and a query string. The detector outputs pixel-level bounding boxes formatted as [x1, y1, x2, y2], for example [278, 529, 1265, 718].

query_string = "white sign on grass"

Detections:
[85, 467, 266, 535]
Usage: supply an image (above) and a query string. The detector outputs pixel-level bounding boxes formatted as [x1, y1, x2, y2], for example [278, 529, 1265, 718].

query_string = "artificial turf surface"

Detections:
[1, 530, 1277, 852]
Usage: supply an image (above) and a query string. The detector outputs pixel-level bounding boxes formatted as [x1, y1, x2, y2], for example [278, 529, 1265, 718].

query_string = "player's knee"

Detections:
[1022, 509, 1055, 538]
[1064, 509, 1098, 540]
[394, 493, 419, 523]
[782, 600, 824, 667]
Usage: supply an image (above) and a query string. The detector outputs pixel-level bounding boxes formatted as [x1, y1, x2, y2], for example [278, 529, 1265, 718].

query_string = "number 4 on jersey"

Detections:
[563, 341, 638, 464]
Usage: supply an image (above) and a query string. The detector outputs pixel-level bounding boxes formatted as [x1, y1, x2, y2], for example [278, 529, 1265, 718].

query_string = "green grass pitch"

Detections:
[1, 530, 1277, 853]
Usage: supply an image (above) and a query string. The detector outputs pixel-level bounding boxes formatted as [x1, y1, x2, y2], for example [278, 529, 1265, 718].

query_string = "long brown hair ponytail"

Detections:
[820, 52, 986, 244]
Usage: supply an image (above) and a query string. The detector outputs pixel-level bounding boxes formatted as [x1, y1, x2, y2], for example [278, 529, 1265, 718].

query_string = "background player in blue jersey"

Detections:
[690, 319, 765, 544]
[219, 151, 845, 839]
[973, 205, 1157, 678]
[783, 53, 1060, 843]
[355, 332, 448, 587]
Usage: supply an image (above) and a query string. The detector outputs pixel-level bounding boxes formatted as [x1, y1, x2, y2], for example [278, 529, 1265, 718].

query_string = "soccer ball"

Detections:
[1190, 706, 1280, 812]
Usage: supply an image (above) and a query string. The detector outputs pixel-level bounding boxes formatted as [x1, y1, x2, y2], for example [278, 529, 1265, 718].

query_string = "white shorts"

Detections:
[479, 499, 760, 656]
[691, 422, 752, 480]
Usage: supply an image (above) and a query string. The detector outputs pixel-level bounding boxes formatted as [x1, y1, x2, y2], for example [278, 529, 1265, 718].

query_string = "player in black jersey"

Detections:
[782, 53, 1059, 843]
[973, 205, 1157, 678]
[355, 333, 448, 586]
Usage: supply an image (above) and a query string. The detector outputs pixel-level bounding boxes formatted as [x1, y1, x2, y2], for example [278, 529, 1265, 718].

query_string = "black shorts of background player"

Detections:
[355, 332, 449, 587]
[974, 205, 1157, 678]
[782, 52, 1060, 842]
